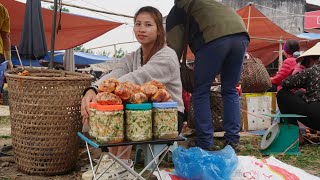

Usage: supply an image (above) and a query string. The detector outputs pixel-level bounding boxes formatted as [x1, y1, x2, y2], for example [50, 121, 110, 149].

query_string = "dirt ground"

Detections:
[0, 115, 319, 179]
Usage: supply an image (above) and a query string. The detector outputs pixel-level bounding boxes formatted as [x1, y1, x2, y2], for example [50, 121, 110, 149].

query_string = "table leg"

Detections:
[86, 142, 97, 180]
[107, 151, 145, 180]
[95, 146, 131, 180]
[138, 145, 170, 179]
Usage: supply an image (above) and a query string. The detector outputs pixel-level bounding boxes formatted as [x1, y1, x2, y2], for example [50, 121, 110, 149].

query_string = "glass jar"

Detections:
[153, 102, 178, 139]
[88, 102, 97, 137]
[125, 103, 152, 141]
[92, 104, 124, 143]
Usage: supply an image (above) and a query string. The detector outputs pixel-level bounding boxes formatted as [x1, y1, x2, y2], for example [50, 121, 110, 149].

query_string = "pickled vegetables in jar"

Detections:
[153, 102, 178, 139]
[125, 103, 152, 141]
[88, 102, 97, 137]
[91, 104, 124, 143]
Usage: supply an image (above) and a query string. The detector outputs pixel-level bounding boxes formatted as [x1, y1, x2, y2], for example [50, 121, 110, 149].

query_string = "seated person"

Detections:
[81, 6, 184, 160]
[277, 44, 320, 130]
[271, 39, 300, 91]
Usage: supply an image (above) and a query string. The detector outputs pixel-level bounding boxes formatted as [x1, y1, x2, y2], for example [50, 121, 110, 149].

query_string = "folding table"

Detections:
[77, 132, 185, 180]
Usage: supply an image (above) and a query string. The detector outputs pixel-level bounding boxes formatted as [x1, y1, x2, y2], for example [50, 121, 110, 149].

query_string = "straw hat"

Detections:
[296, 42, 320, 62]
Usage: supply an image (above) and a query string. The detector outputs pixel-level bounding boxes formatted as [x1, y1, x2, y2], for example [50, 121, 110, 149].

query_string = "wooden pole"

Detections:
[278, 38, 283, 68]
[49, 0, 58, 69]
[247, 3, 252, 33]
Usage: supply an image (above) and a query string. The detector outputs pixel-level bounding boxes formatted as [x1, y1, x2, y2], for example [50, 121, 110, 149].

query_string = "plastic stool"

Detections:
[134, 142, 178, 170]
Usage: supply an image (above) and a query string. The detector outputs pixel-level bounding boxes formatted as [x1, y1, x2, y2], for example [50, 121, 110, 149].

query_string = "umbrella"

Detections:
[18, 0, 47, 61]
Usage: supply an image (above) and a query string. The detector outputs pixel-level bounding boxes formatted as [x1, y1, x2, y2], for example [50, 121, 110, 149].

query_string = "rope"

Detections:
[76, 0, 128, 24]
[280, 138, 299, 155]
[240, 108, 270, 122]
[41, 0, 134, 19]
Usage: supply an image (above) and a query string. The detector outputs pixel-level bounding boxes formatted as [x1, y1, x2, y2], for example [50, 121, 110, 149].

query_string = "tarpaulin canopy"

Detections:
[11, 50, 113, 67]
[187, 4, 318, 65]
[1, 0, 122, 50]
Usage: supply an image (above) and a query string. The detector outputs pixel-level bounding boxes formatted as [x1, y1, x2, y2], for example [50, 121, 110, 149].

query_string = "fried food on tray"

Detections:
[129, 92, 148, 104]
[96, 92, 122, 105]
[98, 78, 119, 93]
[151, 89, 172, 102]
[114, 82, 134, 101]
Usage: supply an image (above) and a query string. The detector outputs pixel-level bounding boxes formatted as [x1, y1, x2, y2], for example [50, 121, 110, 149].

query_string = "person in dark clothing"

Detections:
[166, 0, 250, 151]
[277, 43, 320, 130]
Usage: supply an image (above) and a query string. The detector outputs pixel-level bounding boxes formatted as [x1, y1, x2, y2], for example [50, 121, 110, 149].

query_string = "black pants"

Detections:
[277, 88, 320, 130]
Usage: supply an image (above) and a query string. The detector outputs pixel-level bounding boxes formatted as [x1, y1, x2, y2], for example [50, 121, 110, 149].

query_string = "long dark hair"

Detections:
[134, 6, 165, 62]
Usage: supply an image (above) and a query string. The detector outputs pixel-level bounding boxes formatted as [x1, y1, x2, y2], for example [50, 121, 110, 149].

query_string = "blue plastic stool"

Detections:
[134, 142, 178, 170]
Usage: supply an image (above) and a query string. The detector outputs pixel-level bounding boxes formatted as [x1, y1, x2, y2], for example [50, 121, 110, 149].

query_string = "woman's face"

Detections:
[134, 12, 158, 47]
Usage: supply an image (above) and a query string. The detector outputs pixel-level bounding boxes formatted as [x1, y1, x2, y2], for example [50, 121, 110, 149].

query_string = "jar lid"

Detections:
[152, 102, 177, 108]
[89, 102, 97, 108]
[125, 103, 152, 110]
[96, 104, 124, 111]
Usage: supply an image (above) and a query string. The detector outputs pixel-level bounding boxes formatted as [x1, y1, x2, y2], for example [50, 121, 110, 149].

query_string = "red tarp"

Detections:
[188, 4, 318, 65]
[1, 0, 122, 50]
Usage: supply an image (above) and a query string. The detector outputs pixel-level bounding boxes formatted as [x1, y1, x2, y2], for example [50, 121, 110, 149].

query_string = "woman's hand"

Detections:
[81, 89, 97, 125]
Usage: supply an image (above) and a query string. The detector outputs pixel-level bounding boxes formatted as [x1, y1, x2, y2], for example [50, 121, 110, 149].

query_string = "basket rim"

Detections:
[5, 68, 93, 81]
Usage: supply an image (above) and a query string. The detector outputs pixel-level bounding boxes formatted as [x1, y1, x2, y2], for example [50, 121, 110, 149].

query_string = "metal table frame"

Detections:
[77, 132, 185, 180]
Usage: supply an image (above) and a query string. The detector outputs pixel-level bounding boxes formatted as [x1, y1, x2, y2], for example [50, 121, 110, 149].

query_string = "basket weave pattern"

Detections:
[188, 91, 244, 132]
[5, 69, 93, 175]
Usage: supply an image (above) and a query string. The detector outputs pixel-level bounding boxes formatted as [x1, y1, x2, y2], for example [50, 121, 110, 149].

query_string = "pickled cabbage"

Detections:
[153, 108, 178, 139]
[126, 110, 152, 141]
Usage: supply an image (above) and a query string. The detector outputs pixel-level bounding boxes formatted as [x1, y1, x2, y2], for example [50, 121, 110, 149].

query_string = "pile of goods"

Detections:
[96, 78, 171, 105]
[89, 79, 178, 143]
[303, 128, 320, 144]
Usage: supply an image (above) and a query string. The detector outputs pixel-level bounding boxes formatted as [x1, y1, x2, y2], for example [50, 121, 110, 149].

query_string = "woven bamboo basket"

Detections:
[5, 68, 93, 175]
[188, 91, 244, 132]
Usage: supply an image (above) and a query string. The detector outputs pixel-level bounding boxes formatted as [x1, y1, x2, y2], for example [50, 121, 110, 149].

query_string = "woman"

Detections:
[81, 6, 184, 159]
[166, 0, 249, 151]
[271, 39, 300, 91]
[277, 43, 320, 130]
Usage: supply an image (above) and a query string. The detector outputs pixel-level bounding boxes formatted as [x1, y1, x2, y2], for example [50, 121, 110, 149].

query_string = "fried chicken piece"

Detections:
[151, 89, 172, 102]
[131, 83, 141, 93]
[114, 82, 133, 101]
[146, 80, 166, 89]
[129, 92, 148, 104]
[96, 92, 122, 105]
[98, 78, 119, 93]
[140, 84, 158, 97]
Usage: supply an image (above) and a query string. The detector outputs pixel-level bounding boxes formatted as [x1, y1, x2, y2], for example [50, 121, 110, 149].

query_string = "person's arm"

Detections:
[282, 68, 309, 89]
[166, 5, 186, 60]
[270, 59, 294, 85]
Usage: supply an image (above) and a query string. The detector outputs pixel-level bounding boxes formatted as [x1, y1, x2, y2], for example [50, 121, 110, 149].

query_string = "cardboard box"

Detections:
[241, 92, 277, 131]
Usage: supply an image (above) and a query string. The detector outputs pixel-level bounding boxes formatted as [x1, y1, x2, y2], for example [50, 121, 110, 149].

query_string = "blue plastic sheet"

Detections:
[172, 145, 238, 180]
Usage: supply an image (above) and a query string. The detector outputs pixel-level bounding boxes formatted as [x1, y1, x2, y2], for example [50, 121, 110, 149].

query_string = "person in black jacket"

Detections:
[277, 43, 320, 130]
[166, 0, 250, 151]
